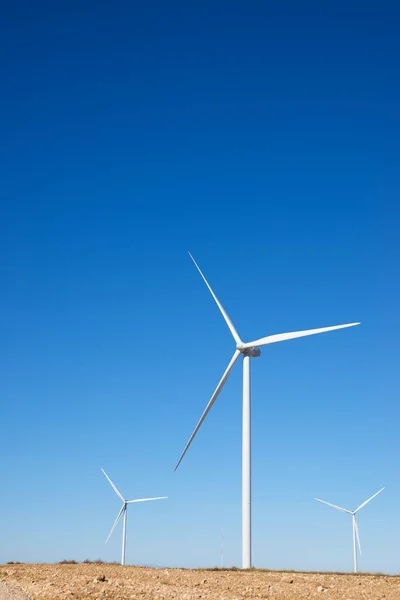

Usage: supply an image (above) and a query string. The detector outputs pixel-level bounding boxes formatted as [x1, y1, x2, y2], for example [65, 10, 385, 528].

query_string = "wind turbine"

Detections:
[315, 487, 385, 573]
[175, 253, 360, 569]
[101, 468, 167, 566]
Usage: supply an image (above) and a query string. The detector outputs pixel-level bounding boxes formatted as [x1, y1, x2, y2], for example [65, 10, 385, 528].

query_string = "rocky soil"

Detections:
[0, 581, 30, 600]
[0, 563, 398, 600]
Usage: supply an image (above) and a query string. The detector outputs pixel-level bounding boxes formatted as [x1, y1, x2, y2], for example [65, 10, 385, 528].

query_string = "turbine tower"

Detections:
[315, 487, 385, 573]
[175, 253, 360, 569]
[101, 468, 167, 566]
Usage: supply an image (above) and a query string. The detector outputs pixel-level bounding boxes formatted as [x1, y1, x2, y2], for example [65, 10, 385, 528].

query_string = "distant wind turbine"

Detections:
[175, 252, 360, 569]
[315, 487, 385, 572]
[101, 468, 167, 566]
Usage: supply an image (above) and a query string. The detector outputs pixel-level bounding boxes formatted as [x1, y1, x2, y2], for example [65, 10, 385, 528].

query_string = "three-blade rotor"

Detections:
[175, 253, 360, 470]
[315, 487, 385, 516]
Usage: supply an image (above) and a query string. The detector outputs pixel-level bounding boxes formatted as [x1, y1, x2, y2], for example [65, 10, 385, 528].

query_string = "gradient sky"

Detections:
[1, 1, 399, 573]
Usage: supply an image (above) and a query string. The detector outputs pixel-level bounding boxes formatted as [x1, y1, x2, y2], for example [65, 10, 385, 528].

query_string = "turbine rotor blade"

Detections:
[175, 349, 241, 471]
[101, 468, 125, 501]
[243, 322, 360, 349]
[354, 487, 385, 513]
[354, 517, 362, 556]
[106, 504, 125, 543]
[188, 252, 241, 345]
[314, 498, 352, 514]
[127, 496, 168, 503]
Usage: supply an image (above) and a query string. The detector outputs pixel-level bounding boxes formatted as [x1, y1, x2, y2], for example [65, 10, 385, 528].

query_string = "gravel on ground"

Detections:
[0, 581, 31, 600]
[1, 563, 399, 600]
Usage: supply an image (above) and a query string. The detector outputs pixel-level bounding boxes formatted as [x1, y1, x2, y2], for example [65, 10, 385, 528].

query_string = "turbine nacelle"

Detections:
[236, 341, 261, 356]
[242, 346, 261, 357]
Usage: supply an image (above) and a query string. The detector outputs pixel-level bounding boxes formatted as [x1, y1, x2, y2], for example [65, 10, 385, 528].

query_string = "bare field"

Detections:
[0, 564, 398, 600]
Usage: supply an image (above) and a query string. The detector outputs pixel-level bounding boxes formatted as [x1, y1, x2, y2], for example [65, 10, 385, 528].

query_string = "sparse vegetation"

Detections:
[201, 566, 397, 577]
[82, 559, 104, 564]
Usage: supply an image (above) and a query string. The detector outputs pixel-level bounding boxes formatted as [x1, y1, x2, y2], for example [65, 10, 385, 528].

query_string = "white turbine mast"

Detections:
[175, 252, 360, 569]
[221, 524, 224, 569]
[315, 487, 385, 572]
[101, 468, 167, 566]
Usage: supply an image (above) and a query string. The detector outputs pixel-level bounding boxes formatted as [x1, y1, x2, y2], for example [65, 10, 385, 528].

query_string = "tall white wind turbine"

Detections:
[315, 487, 385, 573]
[101, 468, 167, 566]
[175, 253, 360, 569]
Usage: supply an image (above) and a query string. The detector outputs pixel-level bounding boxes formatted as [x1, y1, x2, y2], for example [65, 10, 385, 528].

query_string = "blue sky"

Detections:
[0, 1, 399, 572]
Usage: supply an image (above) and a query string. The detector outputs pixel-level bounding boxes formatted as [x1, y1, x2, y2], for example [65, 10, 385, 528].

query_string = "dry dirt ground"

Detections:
[0, 564, 398, 600]
[0, 581, 30, 600]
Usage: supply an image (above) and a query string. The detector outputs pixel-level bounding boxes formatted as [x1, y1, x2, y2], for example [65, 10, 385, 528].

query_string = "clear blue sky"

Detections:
[0, 1, 398, 573]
